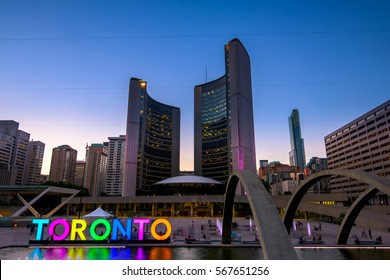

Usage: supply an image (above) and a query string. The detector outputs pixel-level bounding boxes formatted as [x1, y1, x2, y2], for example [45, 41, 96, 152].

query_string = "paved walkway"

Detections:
[1, 218, 389, 249]
[168, 218, 390, 246]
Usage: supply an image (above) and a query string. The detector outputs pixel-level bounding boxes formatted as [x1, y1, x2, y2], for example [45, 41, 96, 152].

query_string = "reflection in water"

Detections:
[109, 248, 120, 260]
[168, 247, 261, 260]
[44, 248, 68, 260]
[87, 248, 110, 260]
[28, 248, 44, 260]
[296, 248, 347, 260]
[136, 247, 146, 260]
[67, 248, 85, 260]
[1, 246, 390, 260]
[340, 248, 390, 260]
[149, 247, 172, 260]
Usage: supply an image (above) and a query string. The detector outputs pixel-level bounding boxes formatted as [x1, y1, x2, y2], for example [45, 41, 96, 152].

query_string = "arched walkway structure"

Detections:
[222, 170, 298, 260]
[335, 186, 380, 244]
[283, 170, 390, 244]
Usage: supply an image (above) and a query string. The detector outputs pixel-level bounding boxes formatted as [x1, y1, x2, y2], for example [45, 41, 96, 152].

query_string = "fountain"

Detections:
[216, 218, 222, 235]
[307, 222, 311, 237]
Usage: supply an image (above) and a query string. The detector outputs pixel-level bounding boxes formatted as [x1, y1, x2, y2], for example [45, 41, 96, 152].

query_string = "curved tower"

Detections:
[194, 39, 256, 192]
[123, 78, 180, 197]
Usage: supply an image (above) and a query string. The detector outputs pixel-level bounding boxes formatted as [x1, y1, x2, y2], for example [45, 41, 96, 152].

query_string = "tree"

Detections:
[260, 179, 270, 194]
[126, 210, 135, 217]
[335, 213, 345, 225]
[43, 181, 89, 197]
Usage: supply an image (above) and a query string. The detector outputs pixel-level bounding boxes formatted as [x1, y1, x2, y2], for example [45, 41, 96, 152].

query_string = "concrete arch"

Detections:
[336, 186, 380, 244]
[222, 170, 298, 260]
[283, 169, 390, 242]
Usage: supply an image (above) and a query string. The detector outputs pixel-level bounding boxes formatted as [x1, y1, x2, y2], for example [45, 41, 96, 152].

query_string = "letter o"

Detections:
[48, 219, 70, 241]
[150, 219, 172, 240]
[90, 219, 111, 240]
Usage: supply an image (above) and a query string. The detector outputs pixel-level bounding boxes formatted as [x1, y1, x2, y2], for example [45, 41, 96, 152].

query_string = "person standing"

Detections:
[361, 228, 367, 238]
[29, 224, 35, 236]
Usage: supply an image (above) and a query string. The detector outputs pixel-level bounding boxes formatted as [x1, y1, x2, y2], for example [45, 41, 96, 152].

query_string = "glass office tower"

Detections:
[288, 109, 306, 172]
[123, 78, 180, 197]
[194, 39, 256, 192]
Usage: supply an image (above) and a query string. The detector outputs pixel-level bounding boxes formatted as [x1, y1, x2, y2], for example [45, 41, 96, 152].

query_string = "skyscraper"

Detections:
[0, 120, 30, 185]
[84, 143, 108, 197]
[194, 39, 256, 191]
[49, 145, 77, 184]
[105, 135, 125, 196]
[23, 141, 45, 185]
[288, 109, 306, 172]
[74, 160, 86, 187]
[123, 78, 180, 197]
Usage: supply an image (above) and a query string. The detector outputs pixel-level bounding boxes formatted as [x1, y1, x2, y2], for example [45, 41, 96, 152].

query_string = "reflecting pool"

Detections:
[1, 246, 389, 260]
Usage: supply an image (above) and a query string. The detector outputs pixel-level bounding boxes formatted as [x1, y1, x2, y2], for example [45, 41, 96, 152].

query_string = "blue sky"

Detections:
[1, 0, 389, 174]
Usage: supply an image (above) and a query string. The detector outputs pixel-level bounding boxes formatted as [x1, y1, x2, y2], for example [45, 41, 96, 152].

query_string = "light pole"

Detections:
[78, 190, 83, 219]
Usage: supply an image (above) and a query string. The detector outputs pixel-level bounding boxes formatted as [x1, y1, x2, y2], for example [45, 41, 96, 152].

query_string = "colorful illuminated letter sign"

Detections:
[32, 218, 172, 242]
[151, 218, 172, 240]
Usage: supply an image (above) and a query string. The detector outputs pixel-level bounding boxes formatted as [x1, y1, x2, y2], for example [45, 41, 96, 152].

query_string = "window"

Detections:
[377, 121, 387, 128]
[376, 108, 385, 115]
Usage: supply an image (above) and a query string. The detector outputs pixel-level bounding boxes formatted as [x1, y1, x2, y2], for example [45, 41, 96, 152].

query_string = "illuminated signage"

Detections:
[32, 218, 172, 241]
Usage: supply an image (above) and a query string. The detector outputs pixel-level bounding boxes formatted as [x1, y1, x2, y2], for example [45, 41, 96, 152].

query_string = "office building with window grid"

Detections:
[104, 135, 125, 196]
[49, 145, 77, 184]
[324, 100, 390, 203]
[23, 141, 45, 185]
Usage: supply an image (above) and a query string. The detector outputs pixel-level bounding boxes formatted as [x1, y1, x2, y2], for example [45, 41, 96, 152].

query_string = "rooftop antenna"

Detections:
[205, 66, 208, 83]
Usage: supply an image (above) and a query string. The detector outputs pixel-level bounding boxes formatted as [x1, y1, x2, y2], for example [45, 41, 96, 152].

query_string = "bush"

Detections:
[335, 213, 345, 225]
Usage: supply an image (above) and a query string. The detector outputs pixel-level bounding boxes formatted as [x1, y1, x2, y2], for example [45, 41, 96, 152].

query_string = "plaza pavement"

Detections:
[0, 217, 389, 249]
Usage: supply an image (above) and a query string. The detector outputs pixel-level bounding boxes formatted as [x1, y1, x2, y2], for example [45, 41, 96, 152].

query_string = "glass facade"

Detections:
[288, 109, 306, 171]
[123, 78, 180, 196]
[194, 39, 256, 190]
[141, 95, 178, 191]
[67, 197, 254, 219]
[198, 76, 231, 183]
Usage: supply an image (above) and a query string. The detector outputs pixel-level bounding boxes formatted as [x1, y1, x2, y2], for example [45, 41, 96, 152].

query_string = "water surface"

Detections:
[1, 246, 389, 260]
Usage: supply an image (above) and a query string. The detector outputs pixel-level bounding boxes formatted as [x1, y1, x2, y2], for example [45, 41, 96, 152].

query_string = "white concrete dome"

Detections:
[154, 175, 222, 185]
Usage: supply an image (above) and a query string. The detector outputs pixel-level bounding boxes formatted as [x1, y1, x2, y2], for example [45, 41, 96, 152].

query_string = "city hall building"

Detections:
[69, 39, 258, 217]
[194, 39, 257, 194]
[122, 78, 180, 197]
